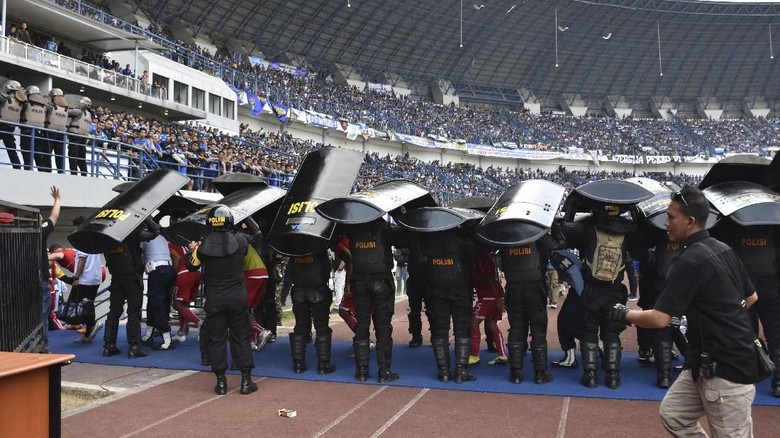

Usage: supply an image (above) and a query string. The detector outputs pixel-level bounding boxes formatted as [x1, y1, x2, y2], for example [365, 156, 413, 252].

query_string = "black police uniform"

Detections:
[287, 250, 336, 375]
[499, 234, 557, 384]
[405, 232, 428, 347]
[420, 228, 479, 383]
[715, 221, 780, 395]
[630, 224, 687, 388]
[103, 226, 155, 358]
[189, 208, 256, 395]
[346, 219, 406, 383]
[559, 210, 635, 389]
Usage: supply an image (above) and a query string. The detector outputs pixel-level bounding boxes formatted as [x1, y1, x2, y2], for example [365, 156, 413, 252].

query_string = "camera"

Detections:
[700, 352, 716, 379]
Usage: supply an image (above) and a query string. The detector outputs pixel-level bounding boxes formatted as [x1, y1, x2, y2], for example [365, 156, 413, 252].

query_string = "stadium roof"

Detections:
[139, 0, 780, 105]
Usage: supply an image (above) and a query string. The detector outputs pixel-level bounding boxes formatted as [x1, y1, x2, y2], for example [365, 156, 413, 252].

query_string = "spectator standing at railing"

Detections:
[43, 35, 58, 53]
[16, 22, 33, 45]
[6, 24, 17, 40]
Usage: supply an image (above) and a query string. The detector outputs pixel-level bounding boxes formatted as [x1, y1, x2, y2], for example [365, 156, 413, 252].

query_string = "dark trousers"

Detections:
[406, 272, 426, 336]
[557, 287, 585, 350]
[74, 283, 99, 335]
[753, 276, 780, 347]
[505, 281, 548, 346]
[428, 286, 472, 340]
[1, 125, 21, 169]
[291, 286, 332, 337]
[46, 132, 67, 173]
[257, 277, 279, 336]
[105, 274, 144, 346]
[206, 300, 254, 373]
[146, 266, 176, 332]
[352, 277, 394, 343]
[67, 134, 88, 176]
[581, 282, 627, 344]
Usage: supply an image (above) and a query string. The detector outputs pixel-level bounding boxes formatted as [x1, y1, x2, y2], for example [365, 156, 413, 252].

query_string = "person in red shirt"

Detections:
[469, 251, 508, 366]
[169, 241, 202, 342]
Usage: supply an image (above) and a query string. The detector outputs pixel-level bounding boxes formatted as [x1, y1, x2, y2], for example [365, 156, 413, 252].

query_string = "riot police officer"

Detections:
[66, 96, 92, 176]
[187, 205, 257, 395]
[19, 85, 47, 171]
[420, 227, 480, 383]
[405, 232, 428, 347]
[0, 80, 25, 169]
[557, 203, 636, 389]
[345, 218, 407, 383]
[44, 88, 68, 173]
[287, 238, 349, 375]
[498, 234, 558, 385]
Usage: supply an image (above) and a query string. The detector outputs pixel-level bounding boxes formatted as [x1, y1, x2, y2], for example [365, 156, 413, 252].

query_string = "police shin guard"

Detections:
[771, 348, 780, 397]
[604, 342, 622, 389]
[199, 321, 210, 366]
[102, 323, 121, 357]
[214, 370, 227, 395]
[289, 334, 308, 373]
[315, 334, 336, 375]
[655, 340, 674, 389]
[377, 339, 399, 383]
[532, 345, 553, 384]
[240, 368, 258, 395]
[507, 342, 526, 384]
[581, 342, 599, 388]
[353, 339, 371, 382]
[454, 338, 477, 383]
[431, 338, 451, 382]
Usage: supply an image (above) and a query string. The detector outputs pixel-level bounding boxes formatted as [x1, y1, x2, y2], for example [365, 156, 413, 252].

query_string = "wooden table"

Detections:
[0, 352, 75, 438]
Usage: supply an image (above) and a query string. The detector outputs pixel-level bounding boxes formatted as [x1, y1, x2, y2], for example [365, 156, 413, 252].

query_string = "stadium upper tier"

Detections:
[126, 0, 780, 107]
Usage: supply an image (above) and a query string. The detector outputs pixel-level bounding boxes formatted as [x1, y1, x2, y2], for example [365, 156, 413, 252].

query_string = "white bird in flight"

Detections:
[602, 32, 612, 40]
[474, 4, 485, 10]
[558, 26, 569, 32]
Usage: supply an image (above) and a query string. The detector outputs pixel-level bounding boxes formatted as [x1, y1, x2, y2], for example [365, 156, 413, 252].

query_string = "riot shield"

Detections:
[68, 169, 189, 253]
[703, 181, 780, 226]
[475, 180, 565, 247]
[448, 196, 496, 213]
[627, 177, 719, 230]
[211, 172, 269, 197]
[315, 179, 437, 225]
[699, 154, 771, 190]
[267, 147, 364, 256]
[397, 207, 485, 233]
[765, 150, 780, 191]
[166, 185, 286, 245]
[563, 179, 653, 220]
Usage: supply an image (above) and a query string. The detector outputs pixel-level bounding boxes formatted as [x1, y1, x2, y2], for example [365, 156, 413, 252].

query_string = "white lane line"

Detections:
[371, 388, 429, 438]
[62, 370, 197, 418]
[118, 377, 267, 438]
[557, 396, 571, 438]
[313, 386, 388, 438]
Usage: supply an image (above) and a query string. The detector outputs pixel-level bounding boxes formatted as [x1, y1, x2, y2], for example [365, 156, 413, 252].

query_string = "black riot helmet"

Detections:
[207, 204, 234, 232]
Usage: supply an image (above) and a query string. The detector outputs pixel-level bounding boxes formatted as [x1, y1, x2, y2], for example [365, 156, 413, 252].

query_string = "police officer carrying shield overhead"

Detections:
[344, 218, 407, 383]
[187, 205, 258, 395]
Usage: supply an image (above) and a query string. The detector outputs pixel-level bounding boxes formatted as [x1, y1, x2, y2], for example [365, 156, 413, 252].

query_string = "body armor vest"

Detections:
[0, 97, 22, 123]
[288, 251, 330, 286]
[586, 228, 625, 282]
[68, 109, 91, 135]
[653, 237, 683, 280]
[500, 243, 543, 283]
[46, 103, 68, 131]
[733, 226, 778, 278]
[104, 243, 142, 276]
[21, 96, 47, 127]
[350, 224, 392, 275]
[423, 231, 467, 286]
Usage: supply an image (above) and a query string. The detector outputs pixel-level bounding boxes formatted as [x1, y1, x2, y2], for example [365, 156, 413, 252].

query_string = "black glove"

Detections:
[608, 303, 631, 325]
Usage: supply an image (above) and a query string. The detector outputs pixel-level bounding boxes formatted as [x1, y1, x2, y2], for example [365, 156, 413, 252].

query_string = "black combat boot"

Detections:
[240, 368, 257, 395]
[532, 344, 553, 384]
[771, 348, 780, 397]
[580, 342, 599, 388]
[289, 333, 308, 373]
[431, 338, 451, 382]
[377, 338, 399, 383]
[215, 370, 227, 395]
[315, 334, 336, 375]
[354, 339, 371, 381]
[604, 342, 622, 389]
[102, 344, 121, 357]
[655, 340, 674, 389]
[454, 337, 476, 383]
[199, 319, 210, 366]
[408, 313, 423, 347]
[102, 323, 121, 357]
[128, 343, 148, 359]
[507, 342, 526, 384]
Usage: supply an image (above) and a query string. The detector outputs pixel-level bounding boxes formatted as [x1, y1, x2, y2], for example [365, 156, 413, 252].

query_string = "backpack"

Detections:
[587, 228, 625, 282]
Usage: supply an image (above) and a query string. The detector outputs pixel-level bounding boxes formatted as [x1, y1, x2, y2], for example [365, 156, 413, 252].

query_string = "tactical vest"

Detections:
[423, 232, 466, 286]
[500, 243, 542, 283]
[586, 228, 625, 282]
[0, 97, 22, 123]
[21, 96, 47, 127]
[104, 243, 141, 276]
[68, 109, 91, 135]
[654, 238, 683, 280]
[733, 226, 778, 278]
[350, 224, 392, 275]
[287, 251, 330, 286]
[46, 103, 68, 131]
